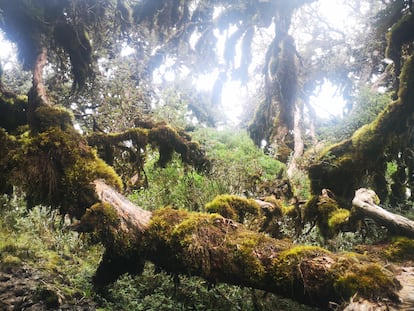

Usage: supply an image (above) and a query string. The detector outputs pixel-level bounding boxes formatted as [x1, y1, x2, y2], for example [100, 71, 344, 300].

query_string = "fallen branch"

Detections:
[352, 188, 414, 238]
[73, 180, 402, 309]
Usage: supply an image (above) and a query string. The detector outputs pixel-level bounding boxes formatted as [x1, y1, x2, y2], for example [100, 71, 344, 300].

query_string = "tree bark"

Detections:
[32, 47, 51, 108]
[74, 180, 405, 309]
[352, 188, 414, 238]
[27, 46, 52, 132]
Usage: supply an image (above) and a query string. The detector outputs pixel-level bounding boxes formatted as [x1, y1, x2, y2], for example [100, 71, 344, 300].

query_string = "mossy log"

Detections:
[73, 180, 407, 309]
[309, 54, 414, 201]
[352, 188, 414, 238]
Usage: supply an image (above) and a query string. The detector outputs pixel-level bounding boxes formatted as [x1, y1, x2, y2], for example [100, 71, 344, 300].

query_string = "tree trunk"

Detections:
[73, 180, 405, 310]
[27, 46, 52, 132]
[352, 188, 414, 238]
[309, 55, 414, 201]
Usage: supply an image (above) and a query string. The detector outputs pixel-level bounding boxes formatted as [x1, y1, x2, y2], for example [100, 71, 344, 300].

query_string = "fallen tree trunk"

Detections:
[73, 180, 404, 309]
[352, 188, 414, 238]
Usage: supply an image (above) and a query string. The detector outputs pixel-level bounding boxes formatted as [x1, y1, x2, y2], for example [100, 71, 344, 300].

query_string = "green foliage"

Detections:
[129, 155, 220, 211]
[333, 263, 397, 300]
[317, 87, 391, 142]
[101, 263, 317, 311]
[385, 161, 398, 184]
[130, 128, 284, 211]
[0, 196, 103, 302]
[384, 236, 414, 261]
[193, 128, 285, 195]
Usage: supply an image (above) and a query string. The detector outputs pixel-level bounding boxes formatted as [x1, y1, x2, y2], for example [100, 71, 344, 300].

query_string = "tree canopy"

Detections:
[1, 0, 414, 310]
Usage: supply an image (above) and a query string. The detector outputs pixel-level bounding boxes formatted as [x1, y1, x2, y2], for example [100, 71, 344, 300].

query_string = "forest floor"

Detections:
[1, 258, 414, 311]
[0, 261, 96, 311]
[395, 266, 414, 309]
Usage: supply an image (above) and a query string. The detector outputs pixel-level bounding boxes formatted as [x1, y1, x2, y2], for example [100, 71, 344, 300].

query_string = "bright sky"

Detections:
[0, 0, 360, 123]
[309, 80, 346, 118]
[192, 0, 358, 122]
[0, 32, 16, 70]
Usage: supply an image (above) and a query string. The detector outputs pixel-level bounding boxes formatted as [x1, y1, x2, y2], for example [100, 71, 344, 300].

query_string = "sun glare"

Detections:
[0, 32, 17, 70]
[309, 81, 346, 119]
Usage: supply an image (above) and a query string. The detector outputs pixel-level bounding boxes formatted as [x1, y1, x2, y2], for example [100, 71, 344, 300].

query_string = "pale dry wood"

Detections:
[352, 188, 414, 238]
[93, 179, 152, 233]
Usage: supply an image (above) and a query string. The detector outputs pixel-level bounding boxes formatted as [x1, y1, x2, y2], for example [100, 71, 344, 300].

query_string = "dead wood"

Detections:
[352, 188, 414, 238]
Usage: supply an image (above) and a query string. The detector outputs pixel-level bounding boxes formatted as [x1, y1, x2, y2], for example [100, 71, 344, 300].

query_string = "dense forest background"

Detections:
[1, 0, 414, 310]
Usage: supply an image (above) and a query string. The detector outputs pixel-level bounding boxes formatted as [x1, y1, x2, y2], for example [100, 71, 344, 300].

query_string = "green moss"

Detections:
[15, 126, 122, 217]
[327, 209, 350, 232]
[272, 246, 330, 289]
[333, 263, 397, 300]
[384, 236, 414, 261]
[148, 124, 186, 167]
[230, 231, 267, 282]
[398, 55, 414, 102]
[145, 208, 221, 275]
[205, 194, 260, 222]
[145, 207, 289, 286]
[386, 14, 414, 73]
[304, 194, 349, 239]
[88, 128, 149, 148]
[145, 207, 189, 251]
[34, 105, 74, 132]
[2, 254, 22, 267]
[80, 202, 139, 255]
[82, 203, 119, 238]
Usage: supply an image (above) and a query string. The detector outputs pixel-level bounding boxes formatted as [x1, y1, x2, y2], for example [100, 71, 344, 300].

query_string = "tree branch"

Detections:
[74, 180, 401, 309]
[352, 188, 414, 238]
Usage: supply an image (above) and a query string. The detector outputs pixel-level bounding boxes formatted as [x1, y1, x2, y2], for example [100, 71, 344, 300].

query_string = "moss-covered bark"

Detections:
[88, 122, 209, 173]
[303, 190, 351, 239]
[0, 86, 208, 217]
[75, 185, 400, 308]
[309, 53, 414, 201]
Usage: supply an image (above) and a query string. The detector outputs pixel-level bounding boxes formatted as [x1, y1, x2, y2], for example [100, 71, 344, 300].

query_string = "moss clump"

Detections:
[87, 128, 149, 150]
[205, 194, 260, 223]
[34, 105, 74, 132]
[0, 128, 18, 194]
[79, 202, 146, 286]
[386, 14, 414, 79]
[328, 209, 350, 232]
[271, 246, 331, 295]
[2, 254, 22, 268]
[145, 207, 290, 287]
[15, 126, 122, 218]
[230, 231, 268, 283]
[304, 194, 349, 239]
[145, 208, 224, 277]
[80, 202, 133, 251]
[384, 236, 414, 261]
[351, 120, 385, 159]
[148, 124, 189, 167]
[333, 263, 398, 300]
